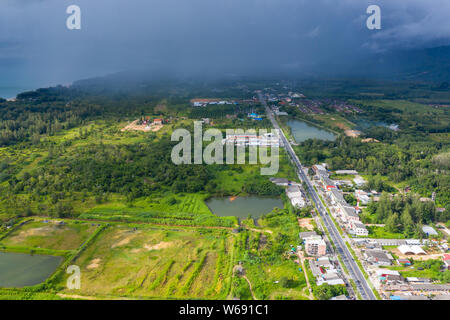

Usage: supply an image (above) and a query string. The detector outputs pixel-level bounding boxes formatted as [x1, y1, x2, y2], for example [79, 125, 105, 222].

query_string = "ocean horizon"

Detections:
[0, 86, 33, 99]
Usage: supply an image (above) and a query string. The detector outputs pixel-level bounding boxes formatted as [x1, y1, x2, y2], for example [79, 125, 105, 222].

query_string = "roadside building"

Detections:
[349, 221, 368, 236]
[321, 177, 337, 190]
[329, 188, 346, 206]
[364, 249, 393, 266]
[340, 206, 359, 223]
[286, 185, 306, 208]
[312, 164, 328, 178]
[305, 236, 327, 257]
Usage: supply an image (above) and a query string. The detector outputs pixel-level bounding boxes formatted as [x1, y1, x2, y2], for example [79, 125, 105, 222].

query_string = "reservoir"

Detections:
[287, 120, 336, 143]
[0, 251, 63, 288]
[206, 196, 284, 218]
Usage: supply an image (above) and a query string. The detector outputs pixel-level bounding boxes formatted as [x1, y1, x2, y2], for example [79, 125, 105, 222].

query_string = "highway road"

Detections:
[258, 92, 377, 300]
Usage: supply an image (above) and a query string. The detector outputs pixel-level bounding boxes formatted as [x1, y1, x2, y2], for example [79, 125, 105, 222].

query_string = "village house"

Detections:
[153, 118, 164, 125]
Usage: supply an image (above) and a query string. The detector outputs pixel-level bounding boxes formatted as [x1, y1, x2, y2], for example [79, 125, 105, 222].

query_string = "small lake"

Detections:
[0, 252, 62, 288]
[206, 196, 284, 218]
[287, 120, 336, 143]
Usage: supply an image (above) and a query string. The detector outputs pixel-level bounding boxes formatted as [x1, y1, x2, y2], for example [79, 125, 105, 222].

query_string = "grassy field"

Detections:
[79, 193, 237, 227]
[0, 220, 98, 251]
[381, 259, 446, 280]
[367, 226, 406, 239]
[57, 224, 235, 299]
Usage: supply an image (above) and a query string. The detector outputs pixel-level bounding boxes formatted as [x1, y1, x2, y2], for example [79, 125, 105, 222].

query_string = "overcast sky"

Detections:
[1, 0, 449, 89]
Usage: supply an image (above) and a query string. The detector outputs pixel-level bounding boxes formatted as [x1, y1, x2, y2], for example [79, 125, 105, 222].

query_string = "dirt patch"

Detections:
[151, 124, 163, 132]
[57, 294, 98, 300]
[361, 138, 380, 143]
[121, 120, 163, 132]
[10, 225, 58, 242]
[389, 248, 442, 261]
[298, 218, 314, 231]
[335, 122, 349, 130]
[111, 237, 134, 248]
[87, 258, 101, 269]
[258, 235, 268, 250]
[144, 241, 174, 251]
[344, 129, 361, 138]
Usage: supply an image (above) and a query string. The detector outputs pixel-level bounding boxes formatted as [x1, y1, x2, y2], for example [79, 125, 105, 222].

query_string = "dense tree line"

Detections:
[296, 135, 449, 209]
[362, 193, 448, 237]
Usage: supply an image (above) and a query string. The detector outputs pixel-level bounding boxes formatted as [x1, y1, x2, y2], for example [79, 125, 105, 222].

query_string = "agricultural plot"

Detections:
[79, 193, 236, 227]
[0, 220, 98, 251]
[58, 225, 235, 299]
[231, 225, 309, 300]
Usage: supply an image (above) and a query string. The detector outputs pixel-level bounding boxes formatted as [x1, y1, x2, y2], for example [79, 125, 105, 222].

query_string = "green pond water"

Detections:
[206, 196, 283, 218]
[287, 120, 336, 143]
[0, 252, 63, 288]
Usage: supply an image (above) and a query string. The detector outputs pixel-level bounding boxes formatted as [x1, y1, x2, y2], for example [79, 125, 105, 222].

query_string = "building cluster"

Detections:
[270, 105, 288, 116]
[247, 112, 264, 121]
[310, 256, 345, 286]
[190, 98, 235, 107]
[364, 249, 394, 266]
[300, 231, 345, 286]
[270, 178, 308, 208]
[140, 116, 164, 126]
[312, 164, 369, 236]
[223, 132, 281, 147]
[376, 267, 450, 299]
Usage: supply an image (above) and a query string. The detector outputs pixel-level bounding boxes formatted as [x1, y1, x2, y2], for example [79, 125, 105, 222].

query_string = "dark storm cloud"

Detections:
[0, 0, 448, 86]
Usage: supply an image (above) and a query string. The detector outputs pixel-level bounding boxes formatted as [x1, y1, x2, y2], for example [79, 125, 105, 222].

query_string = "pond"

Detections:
[287, 120, 336, 143]
[205, 196, 284, 219]
[0, 251, 63, 288]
